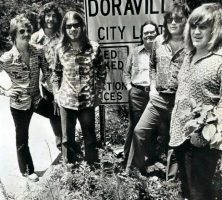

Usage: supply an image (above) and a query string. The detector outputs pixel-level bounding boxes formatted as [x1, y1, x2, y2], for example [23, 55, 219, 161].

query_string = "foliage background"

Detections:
[0, 0, 222, 51]
[0, 0, 84, 51]
[0, 0, 222, 199]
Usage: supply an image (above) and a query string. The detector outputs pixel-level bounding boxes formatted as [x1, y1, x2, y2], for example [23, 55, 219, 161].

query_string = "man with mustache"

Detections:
[0, 14, 57, 181]
[122, 21, 158, 164]
[30, 2, 63, 149]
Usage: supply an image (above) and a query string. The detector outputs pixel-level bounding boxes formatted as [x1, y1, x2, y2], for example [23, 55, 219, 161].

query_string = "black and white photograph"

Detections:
[0, 0, 222, 199]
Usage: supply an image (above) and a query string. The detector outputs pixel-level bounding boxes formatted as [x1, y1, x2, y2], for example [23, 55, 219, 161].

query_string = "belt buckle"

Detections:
[144, 87, 149, 92]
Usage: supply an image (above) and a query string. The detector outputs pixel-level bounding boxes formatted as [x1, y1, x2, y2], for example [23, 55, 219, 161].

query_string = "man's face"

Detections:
[142, 24, 157, 45]
[15, 23, 32, 44]
[190, 22, 212, 50]
[65, 17, 82, 41]
[44, 10, 58, 29]
[167, 11, 186, 36]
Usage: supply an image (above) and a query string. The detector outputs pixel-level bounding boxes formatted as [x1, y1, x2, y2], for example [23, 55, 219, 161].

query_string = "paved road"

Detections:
[0, 72, 59, 198]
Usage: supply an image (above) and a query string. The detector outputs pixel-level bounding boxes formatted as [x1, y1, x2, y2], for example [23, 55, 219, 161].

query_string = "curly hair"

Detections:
[38, 2, 63, 30]
[10, 14, 32, 43]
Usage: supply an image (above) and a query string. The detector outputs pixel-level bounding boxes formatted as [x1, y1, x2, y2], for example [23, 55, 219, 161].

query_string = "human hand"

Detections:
[53, 100, 60, 116]
[4, 88, 22, 98]
[150, 85, 158, 95]
[126, 84, 132, 91]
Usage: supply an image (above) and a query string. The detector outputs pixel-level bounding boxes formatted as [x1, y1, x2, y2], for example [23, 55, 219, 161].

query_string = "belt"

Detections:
[132, 84, 150, 92]
[159, 90, 176, 96]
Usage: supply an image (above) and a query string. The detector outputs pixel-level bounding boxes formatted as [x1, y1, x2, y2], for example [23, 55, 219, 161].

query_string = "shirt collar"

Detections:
[187, 47, 222, 64]
[137, 44, 146, 52]
[11, 44, 35, 62]
[11, 45, 21, 62]
[36, 28, 60, 43]
[213, 47, 222, 56]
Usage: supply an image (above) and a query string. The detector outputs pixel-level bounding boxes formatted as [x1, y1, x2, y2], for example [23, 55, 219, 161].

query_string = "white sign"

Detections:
[85, 0, 169, 104]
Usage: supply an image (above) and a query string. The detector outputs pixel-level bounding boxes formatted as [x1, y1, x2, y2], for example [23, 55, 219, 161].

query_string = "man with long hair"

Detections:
[30, 2, 63, 149]
[52, 11, 106, 165]
[126, 3, 190, 177]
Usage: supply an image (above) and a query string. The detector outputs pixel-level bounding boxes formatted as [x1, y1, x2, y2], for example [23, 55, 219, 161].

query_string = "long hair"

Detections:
[163, 3, 190, 41]
[140, 20, 159, 44]
[38, 2, 63, 31]
[184, 3, 222, 52]
[10, 14, 32, 44]
[59, 11, 91, 52]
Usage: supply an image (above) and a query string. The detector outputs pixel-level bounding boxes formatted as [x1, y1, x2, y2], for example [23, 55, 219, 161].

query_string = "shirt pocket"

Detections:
[9, 65, 30, 84]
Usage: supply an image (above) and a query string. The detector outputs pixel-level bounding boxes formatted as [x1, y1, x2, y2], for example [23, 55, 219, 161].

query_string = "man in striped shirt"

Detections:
[0, 14, 59, 182]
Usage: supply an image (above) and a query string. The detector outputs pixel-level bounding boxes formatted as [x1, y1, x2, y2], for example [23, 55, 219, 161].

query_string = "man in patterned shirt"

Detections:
[52, 11, 106, 165]
[126, 3, 189, 177]
[0, 14, 59, 182]
[122, 21, 158, 163]
[30, 2, 63, 149]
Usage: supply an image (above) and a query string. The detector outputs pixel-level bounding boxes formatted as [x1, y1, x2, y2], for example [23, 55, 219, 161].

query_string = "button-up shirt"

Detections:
[150, 35, 185, 93]
[123, 44, 151, 88]
[170, 49, 222, 149]
[30, 28, 60, 92]
[52, 41, 106, 110]
[0, 45, 50, 110]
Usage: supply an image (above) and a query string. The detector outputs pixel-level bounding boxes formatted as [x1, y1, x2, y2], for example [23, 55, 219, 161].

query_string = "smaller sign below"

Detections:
[101, 45, 129, 104]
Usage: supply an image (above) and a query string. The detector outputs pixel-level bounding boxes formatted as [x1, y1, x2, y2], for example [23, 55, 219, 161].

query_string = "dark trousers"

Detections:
[41, 86, 62, 148]
[10, 98, 62, 175]
[174, 141, 220, 200]
[124, 87, 149, 158]
[60, 106, 98, 165]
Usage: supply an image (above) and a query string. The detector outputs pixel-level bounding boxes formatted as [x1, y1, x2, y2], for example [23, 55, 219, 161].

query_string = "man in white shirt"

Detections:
[122, 21, 158, 162]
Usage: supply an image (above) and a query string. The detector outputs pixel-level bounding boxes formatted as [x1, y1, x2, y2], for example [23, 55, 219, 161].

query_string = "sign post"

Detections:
[84, 0, 169, 144]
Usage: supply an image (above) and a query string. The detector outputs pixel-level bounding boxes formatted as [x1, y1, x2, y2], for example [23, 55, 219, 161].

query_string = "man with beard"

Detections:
[0, 14, 59, 181]
[122, 21, 158, 164]
[30, 2, 63, 149]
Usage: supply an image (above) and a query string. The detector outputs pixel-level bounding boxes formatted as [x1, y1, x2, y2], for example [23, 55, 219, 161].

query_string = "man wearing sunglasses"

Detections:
[126, 3, 190, 179]
[51, 11, 106, 165]
[0, 14, 61, 182]
[30, 2, 63, 150]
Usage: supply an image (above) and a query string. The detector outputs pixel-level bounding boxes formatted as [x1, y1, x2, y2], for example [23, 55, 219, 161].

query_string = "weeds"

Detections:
[4, 105, 222, 199]
[0, 178, 9, 200]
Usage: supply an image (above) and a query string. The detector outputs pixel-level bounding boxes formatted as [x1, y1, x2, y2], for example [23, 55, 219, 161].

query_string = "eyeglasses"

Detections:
[166, 16, 184, 24]
[66, 23, 81, 29]
[190, 23, 208, 30]
[143, 30, 156, 35]
[18, 29, 32, 34]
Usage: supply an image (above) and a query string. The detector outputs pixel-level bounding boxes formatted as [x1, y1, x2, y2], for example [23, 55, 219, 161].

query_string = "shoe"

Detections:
[25, 173, 39, 182]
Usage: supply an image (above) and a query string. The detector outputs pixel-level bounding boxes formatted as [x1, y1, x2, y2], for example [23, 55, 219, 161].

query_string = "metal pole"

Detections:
[99, 104, 106, 147]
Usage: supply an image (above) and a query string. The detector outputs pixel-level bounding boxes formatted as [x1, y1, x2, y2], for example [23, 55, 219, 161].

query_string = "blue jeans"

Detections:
[60, 107, 98, 164]
[126, 99, 172, 173]
[10, 98, 62, 175]
[174, 141, 220, 200]
[124, 87, 149, 158]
